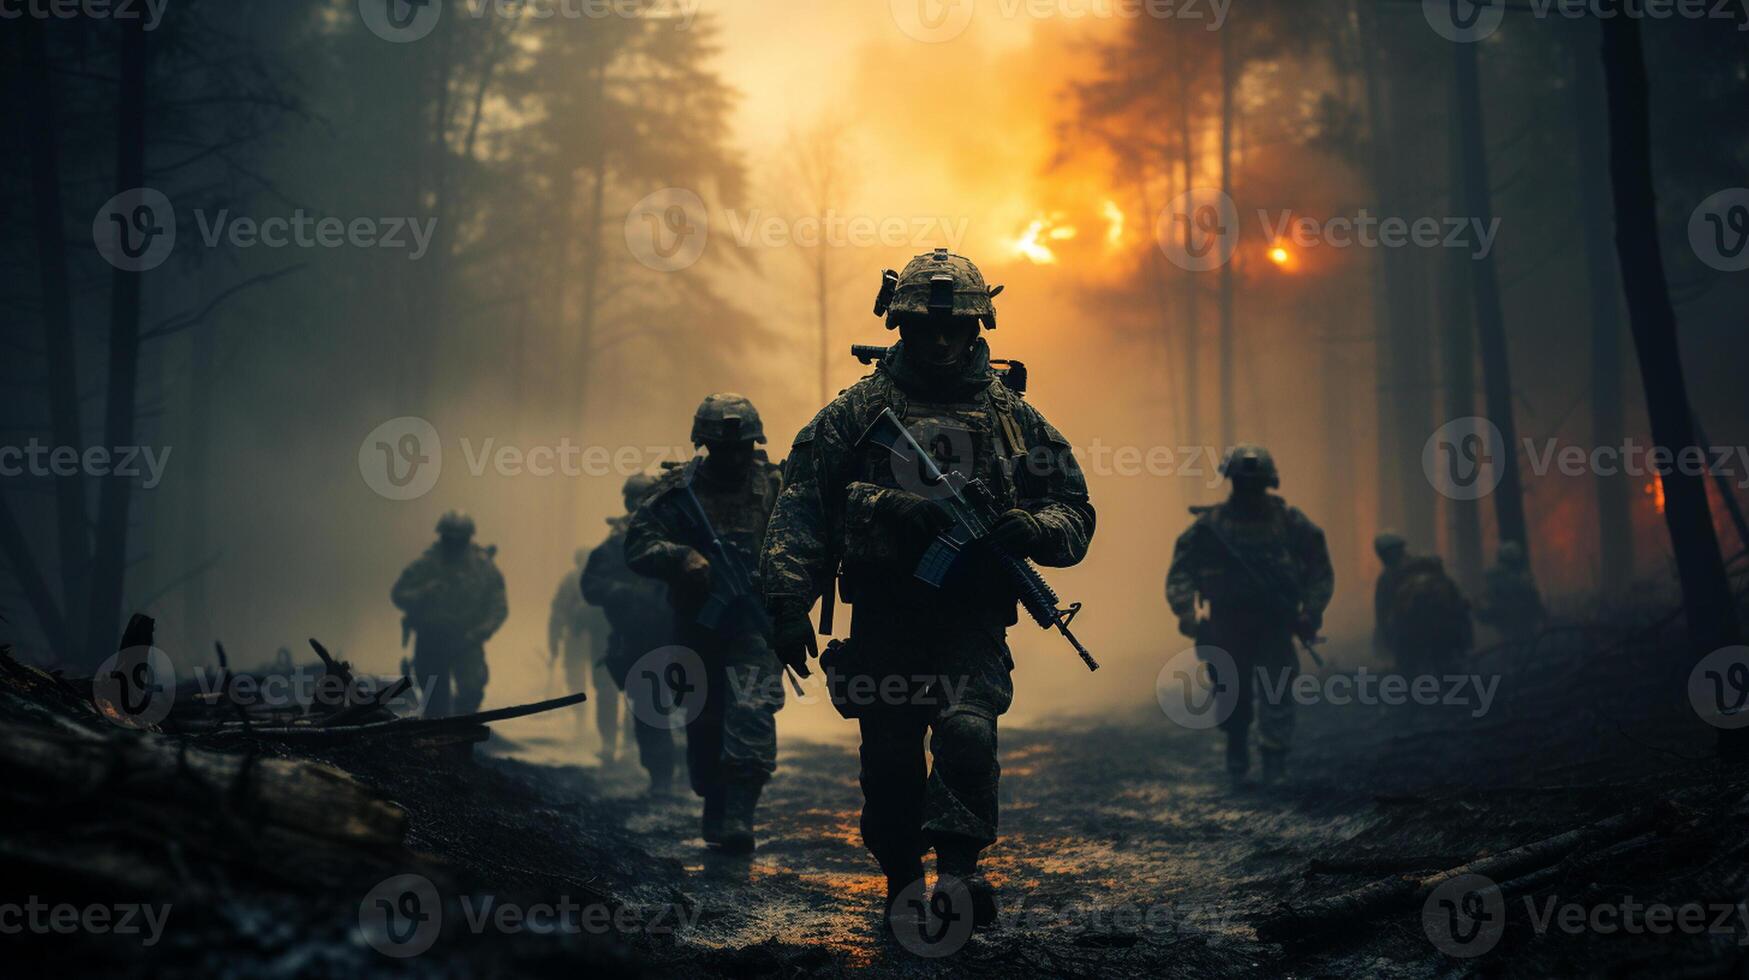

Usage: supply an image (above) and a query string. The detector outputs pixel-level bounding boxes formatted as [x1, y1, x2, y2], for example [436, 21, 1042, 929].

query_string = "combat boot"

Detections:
[701, 786, 726, 844]
[934, 839, 998, 928]
[715, 780, 762, 854]
[882, 859, 927, 934]
[1225, 731, 1250, 785]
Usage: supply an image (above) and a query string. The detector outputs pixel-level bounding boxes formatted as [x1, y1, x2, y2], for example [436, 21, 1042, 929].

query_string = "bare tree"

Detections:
[780, 116, 861, 406]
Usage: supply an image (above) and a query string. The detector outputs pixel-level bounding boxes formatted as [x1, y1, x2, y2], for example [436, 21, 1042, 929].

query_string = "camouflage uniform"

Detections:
[1167, 451, 1333, 778]
[1379, 553, 1474, 673]
[1476, 542, 1545, 644]
[550, 551, 632, 762]
[581, 508, 679, 792]
[625, 399, 785, 845]
[760, 255, 1094, 891]
[391, 513, 508, 717]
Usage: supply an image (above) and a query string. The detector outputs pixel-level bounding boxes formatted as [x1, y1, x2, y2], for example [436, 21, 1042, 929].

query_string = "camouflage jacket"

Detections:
[1477, 564, 1544, 629]
[1166, 496, 1334, 628]
[624, 458, 784, 601]
[581, 516, 674, 656]
[391, 542, 508, 643]
[1381, 554, 1472, 650]
[760, 339, 1095, 626]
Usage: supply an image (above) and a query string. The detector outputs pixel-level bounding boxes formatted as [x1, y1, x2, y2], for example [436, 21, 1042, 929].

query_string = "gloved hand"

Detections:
[986, 508, 1044, 557]
[884, 492, 954, 555]
[769, 596, 817, 677]
[672, 550, 712, 605]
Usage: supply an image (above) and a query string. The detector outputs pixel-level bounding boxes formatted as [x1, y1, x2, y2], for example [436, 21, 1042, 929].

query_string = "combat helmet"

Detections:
[1373, 530, 1407, 560]
[436, 510, 476, 539]
[1219, 444, 1279, 488]
[873, 248, 1004, 330]
[691, 393, 766, 446]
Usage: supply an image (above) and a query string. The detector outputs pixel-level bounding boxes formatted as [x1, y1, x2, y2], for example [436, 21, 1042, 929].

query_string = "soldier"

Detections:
[581, 473, 678, 796]
[1372, 532, 1472, 674]
[1167, 447, 1333, 786]
[1475, 541, 1546, 644]
[625, 396, 784, 852]
[391, 511, 508, 717]
[760, 249, 1095, 928]
[550, 547, 632, 765]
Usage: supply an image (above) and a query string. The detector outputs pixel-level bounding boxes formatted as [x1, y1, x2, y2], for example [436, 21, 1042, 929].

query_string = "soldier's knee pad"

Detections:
[931, 706, 997, 778]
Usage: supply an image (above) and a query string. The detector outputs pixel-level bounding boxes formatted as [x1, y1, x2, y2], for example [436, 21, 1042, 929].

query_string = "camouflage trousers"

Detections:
[682, 627, 784, 795]
[562, 633, 633, 755]
[412, 631, 488, 718]
[851, 614, 1014, 879]
[1205, 620, 1298, 756]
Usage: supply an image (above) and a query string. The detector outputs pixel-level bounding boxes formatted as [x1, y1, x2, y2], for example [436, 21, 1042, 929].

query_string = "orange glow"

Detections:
[1102, 199, 1125, 246]
[1269, 245, 1290, 266]
[1645, 477, 1666, 514]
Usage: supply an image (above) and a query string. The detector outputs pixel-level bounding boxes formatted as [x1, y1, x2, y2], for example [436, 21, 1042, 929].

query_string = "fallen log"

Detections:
[199, 691, 587, 744]
[1256, 807, 1661, 944]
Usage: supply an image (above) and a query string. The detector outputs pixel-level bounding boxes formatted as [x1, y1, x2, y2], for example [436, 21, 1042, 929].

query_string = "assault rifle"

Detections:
[858, 408, 1098, 671]
[1187, 505, 1325, 667]
[647, 457, 768, 636]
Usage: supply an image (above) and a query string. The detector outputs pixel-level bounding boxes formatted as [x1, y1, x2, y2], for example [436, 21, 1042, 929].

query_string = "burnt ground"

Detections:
[8, 590, 1749, 978]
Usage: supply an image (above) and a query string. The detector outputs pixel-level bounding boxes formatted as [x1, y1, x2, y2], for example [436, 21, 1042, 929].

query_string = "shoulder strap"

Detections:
[988, 381, 1027, 457]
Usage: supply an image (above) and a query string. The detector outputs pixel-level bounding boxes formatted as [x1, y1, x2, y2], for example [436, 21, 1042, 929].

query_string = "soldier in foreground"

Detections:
[550, 547, 631, 765]
[1167, 447, 1333, 785]
[761, 249, 1096, 928]
[1476, 541, 1546, 645]
[626, 396, 785, 852]
[1372, 531, 1472, 674]
[391, 511, 508, 717]
[581, 473, 678, 795]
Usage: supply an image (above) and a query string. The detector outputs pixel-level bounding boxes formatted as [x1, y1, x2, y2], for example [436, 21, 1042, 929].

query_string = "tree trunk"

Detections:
[19, 17, 88, 629]
[85, 19, 151, 666]
[1597, 16, 1743, 761]
[1217, 24, 1236, 449]
[1570, 25, 1633, 593]
[1358, 0, 1401, 535]
[1442, 68, 1483, 591]
[1175, 30, 1201, 444]
[1453, 37, 1530, 558]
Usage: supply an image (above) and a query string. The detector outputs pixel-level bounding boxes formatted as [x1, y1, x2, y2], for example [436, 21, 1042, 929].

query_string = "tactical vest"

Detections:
[690, 461, 783, 571]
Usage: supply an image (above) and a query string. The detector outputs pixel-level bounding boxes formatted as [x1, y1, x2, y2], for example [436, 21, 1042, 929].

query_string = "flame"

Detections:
[1102, 199, 1124, 246]
[1014, 218, 1057, 264]
[1644, 477, 1666, 514]
[1269, 246, 1290, 265]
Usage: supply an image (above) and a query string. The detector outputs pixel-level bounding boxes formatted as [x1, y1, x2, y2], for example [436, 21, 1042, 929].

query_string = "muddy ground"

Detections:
[10, 603, 1749, 978]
